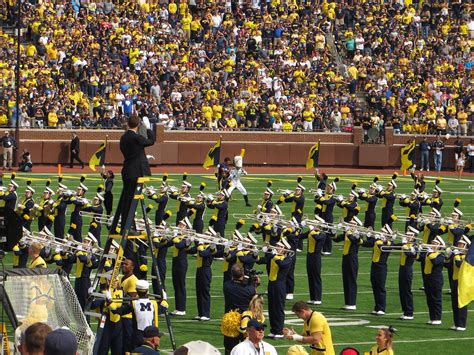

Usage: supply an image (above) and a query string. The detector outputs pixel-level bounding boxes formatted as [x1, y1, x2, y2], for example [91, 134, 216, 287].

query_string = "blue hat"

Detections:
[44, 328, 77, 355]
[247, 318, 266, 329]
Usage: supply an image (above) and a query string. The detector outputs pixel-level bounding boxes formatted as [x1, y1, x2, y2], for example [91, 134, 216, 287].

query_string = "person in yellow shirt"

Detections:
[48, 109, 58, 127]
[368, 327, 395, 355]
[28, 242, 47, 269]
[284, 301, 335, 355]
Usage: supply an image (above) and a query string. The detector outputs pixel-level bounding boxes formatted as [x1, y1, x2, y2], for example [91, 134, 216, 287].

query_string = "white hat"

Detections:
[78, 183, 88, 191]
[181, 341, 220, 355]
[277, 238, 291, 250]
[264, 188, 274, 195]
[433, 236, 446, 247]
[218, 189, 230, 199]
[389, 180, 397, 188]
[246, 232, 257, 244]
[431, 208, 441, 217]
[433, 185, 443, 194]
[330, 182, 337, 191]
[453, 208, 463, 217]
[85, 232, 98, 245]
[381, 224, 393, 235]
[9, 180, 18, 188]
[26, 186, 35, 193]
[234, 156, 243, 168]
[95, 193, 105, 202]
[233, 230, 244, 241]
[459, 235, 471, 246]
[179, 217, 192, 229]
[407, 226, 419, 235]
[44, 187, 54, 195]
[58, 183, 68, 190]
[136, 279, 150, 290]
[349, 190, 358, 198]
[182, 181, 192, 188]
[296, 184, 305, 191]
[351, 216, 363, 227]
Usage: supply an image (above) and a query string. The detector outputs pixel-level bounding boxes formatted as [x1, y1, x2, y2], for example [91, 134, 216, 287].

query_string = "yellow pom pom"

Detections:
[139, 264, 148, 272]
[220, 310, 242, 338]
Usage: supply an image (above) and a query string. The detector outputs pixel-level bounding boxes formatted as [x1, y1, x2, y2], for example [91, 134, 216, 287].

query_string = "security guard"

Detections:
[398, 227, 419, 320]
[422, 236, 445, 325]
[207, 189, 229, 238]
[357, 178, 379, 229]
[266, 239, 292, 339]
[28, 242, 47, 269]
[189, 237, 216, 321]
[377, 174, 397, 228]
[333, 217, 363, 310]
[65, 176, 89, 242]
[52, 177, 69, 240]
[38, 181, 55, 231]
[170, 218, 192, 316]
[82, 189, 104, 246]
[300, 217, 327, 304]
[0, 178, 18, 209]
[121, 258, 139, 354]
[148, 181, 169, 226]
[399, 190, 421, 231]
[319, 178, 338, 255]
[337, 187, 360, 223]
[169, 174, 192, 225]
[17, 182, 35, 231]
[367, 224, 393, 315]
[448, 236, 470, 331]
[74, 233, 99, 311]
[187, 183, 207, 233]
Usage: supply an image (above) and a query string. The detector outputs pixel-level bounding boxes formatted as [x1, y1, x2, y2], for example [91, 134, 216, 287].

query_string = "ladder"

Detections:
[85, 177, 176, 353]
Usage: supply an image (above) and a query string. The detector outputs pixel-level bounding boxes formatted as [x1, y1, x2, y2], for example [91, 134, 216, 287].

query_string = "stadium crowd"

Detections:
[0, 1, 472, 134]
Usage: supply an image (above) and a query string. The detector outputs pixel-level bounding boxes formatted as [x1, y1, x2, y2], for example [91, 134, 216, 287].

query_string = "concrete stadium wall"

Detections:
[15, 125, 466, 169]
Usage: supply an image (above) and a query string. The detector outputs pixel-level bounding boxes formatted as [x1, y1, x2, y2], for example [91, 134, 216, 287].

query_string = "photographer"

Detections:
[223, 264, 258, 355]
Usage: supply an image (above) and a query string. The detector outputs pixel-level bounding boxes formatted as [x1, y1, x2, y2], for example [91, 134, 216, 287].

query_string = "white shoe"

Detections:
[375, 310, 385, 315]
[343, 305, 356, 310]
[171, 310, 186, 316]
[427, 169, 430, 171]
[321, 252, 332, 256]
[456, 327, 466, 331]
[200, 316, 211, 321]
[194, 316, 201, 320]
[296, 249, 302, 252]
[429, 320, 442, 325]
[273, 334, 284, 339]
[420, 168, 424, 171]
[286, 293, 294, 300]
[307, 300, 322, 305]
[267, 333, 276, 339]
[450, 325, 457, 330]
[400, 315, 414, 320]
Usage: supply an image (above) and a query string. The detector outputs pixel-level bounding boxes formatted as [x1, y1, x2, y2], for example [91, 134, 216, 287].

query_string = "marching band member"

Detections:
[169, 173, 192, 226]
[0, 175, 18, 209]
[398, 227, 419, 320]
[357, 177, 379, 229]
[284, 301, 335, 355]
[170, 218, 193, 316]
[333, 216, 364, 310]
[235, 233, 260, 274]
[266, 239, 292, 339]
[100, 168, 114, 216]
[217, 157, 232, 190]
[151, 215, 172, 294]
[120, 258, 139, 354]
[367, 222, 395, 316]
[377, 174, 398, 228]
[65, 175, 89, 242]
[187, 183, 207, 233]
[337, 186, 360, 223]
[422, 236, 445, 325]
[82, 187, 104, 246]
[228, 154, 252, 207]
[258, 181, 274, 213]
[28, 242, 47, 269]
[282, 222, 302, 300]
[147, 175, 169, 226]
[74, 233, 99, 311]
[52, 234, 75, 276]
[447, 236, 470, 331]
[17, 180, 35, 231]
[112, 280, 168, 349]
[223, 222, 245, 284]
[52, 176, 68, 240]
[37, 180, 54, 231]
[410, 172, 426, 193]
[300, 216, 327, 305]
[277, 177, 305, 224]
[399, 190, 421, 232]
[318, 177, 339, 255]
[13, 239, 28, 268]
[207, 189, 229, 238]
[423, 178, 443, 212]
[315, 170, 328, 191]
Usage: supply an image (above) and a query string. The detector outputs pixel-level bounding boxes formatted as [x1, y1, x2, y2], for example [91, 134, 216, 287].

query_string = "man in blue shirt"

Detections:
[132, 326, 163, 355]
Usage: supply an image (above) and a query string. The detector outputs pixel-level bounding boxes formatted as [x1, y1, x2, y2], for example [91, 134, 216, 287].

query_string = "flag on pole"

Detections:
[458, 242, 474, 308]
[203, 139, 221, 169]
[89, 141, 107, 171]
[400, 139, 416, 171]
[306, 142, 320, 169]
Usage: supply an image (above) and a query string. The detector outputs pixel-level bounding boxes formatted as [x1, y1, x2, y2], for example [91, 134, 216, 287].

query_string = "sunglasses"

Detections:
[254, 327, 265, 331]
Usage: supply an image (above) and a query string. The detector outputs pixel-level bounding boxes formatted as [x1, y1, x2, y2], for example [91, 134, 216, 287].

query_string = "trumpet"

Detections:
[309, 188, 324, 197]
[261, 243, 295, 257]
[277, 189, 293, 196]
[303, 219, 344, 232]
[60, 189, 77, 198]
[178, 195, 195, 204]
[143, 186, 158, 197]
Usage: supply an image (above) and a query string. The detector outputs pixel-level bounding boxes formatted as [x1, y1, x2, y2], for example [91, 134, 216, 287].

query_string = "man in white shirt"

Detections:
[230, 319, 277, 355]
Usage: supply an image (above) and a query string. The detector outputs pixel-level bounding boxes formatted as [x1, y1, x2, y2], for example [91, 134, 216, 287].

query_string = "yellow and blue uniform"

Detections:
[121, 273, 138, 353]
[171, 236, 191, 312]
[319, 194, 337, 253]
[189, 243, 215, 318]
[398, 243, 417, 317]
[206, 199, 228, 238]
[303, 311, 335, 355]
[377, 190, 395, 227]
[301, 229, 327, 302]
[29, 255, 47, 269]
[74, 250, 99, 311]
[169, 191, 190, 225]
[51, 196, 67, 240]
[421, 251, 444, 321]
[92, 289, 123, 355]
[449, 251, 468, 328]
[367, 238, 391, 312]
[358, 192, 378, 229]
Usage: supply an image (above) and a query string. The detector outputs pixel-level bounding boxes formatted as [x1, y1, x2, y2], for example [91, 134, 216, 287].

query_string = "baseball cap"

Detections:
[143, 325, 163, 338]
[247, 318, 266, 329]
[44, 328, 78, 355]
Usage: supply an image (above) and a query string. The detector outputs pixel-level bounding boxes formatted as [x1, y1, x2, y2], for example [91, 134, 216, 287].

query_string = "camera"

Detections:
[244, 269, 262, 287]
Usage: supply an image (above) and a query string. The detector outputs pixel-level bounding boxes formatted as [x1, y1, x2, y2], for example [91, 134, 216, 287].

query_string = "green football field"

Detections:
[5, 172, 474, 354]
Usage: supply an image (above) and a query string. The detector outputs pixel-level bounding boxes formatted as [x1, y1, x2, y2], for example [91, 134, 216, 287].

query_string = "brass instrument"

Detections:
[277, 188, 293, 196]
[261, 243, 295, 257]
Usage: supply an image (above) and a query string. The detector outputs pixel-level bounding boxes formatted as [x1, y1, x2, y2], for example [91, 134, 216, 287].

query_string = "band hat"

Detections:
[296, 184, 305, 191]
[9, 180, 18, 188]
[217, 189, 230, 199]
[246, 232, 257, 244]
[206, 226, 217, 237]
[453, 207, 463, 217]
[351, 216, 363, 227]
[136, 279, 150, 290]
[433, 236, 446, 247]
[389, 180, 397, 188]
[314, 215, 325, 224]
[381, 224, 393, 235]
[407, 226, 420, 235]
[182, 181, 192, 188]
[433, 185, 443, 193]
[58, 183, 68, 190]
[44, 187, 55, 195]
[273, 205, 283, 215]
[179, 217, 192, 229]
[85, 232, 98, 245]
[233, 230, 244, 241]
[110, 240, 120, 250]
[78, 183, 88, 191]
[330, 182, 337, 191]
[264, 187, 274, 195]
[26, 186, 35, 193]
[459, 235, 471, 246]
[349, 190, 358, 198]
[290, 217, 299, 227]
[39, 226, 54, 237]
[278, 238, 291, 250]
[431, 208, 441, 217]
[95, 193, 105, 202]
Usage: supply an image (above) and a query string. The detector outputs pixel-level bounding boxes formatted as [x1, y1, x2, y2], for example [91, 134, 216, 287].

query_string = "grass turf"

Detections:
[4, 172, 474, 354]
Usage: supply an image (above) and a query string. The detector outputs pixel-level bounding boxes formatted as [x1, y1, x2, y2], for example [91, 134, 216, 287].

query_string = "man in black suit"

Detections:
[119, 114, 155, 230]
[70, 132, 84, 168]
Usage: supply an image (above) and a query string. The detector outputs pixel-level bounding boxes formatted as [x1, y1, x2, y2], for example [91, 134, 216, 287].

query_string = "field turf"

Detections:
[4, 172, 474, 354]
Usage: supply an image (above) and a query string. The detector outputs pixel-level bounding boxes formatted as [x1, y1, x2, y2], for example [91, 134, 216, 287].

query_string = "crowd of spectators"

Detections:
[0, 0, 472, 135]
